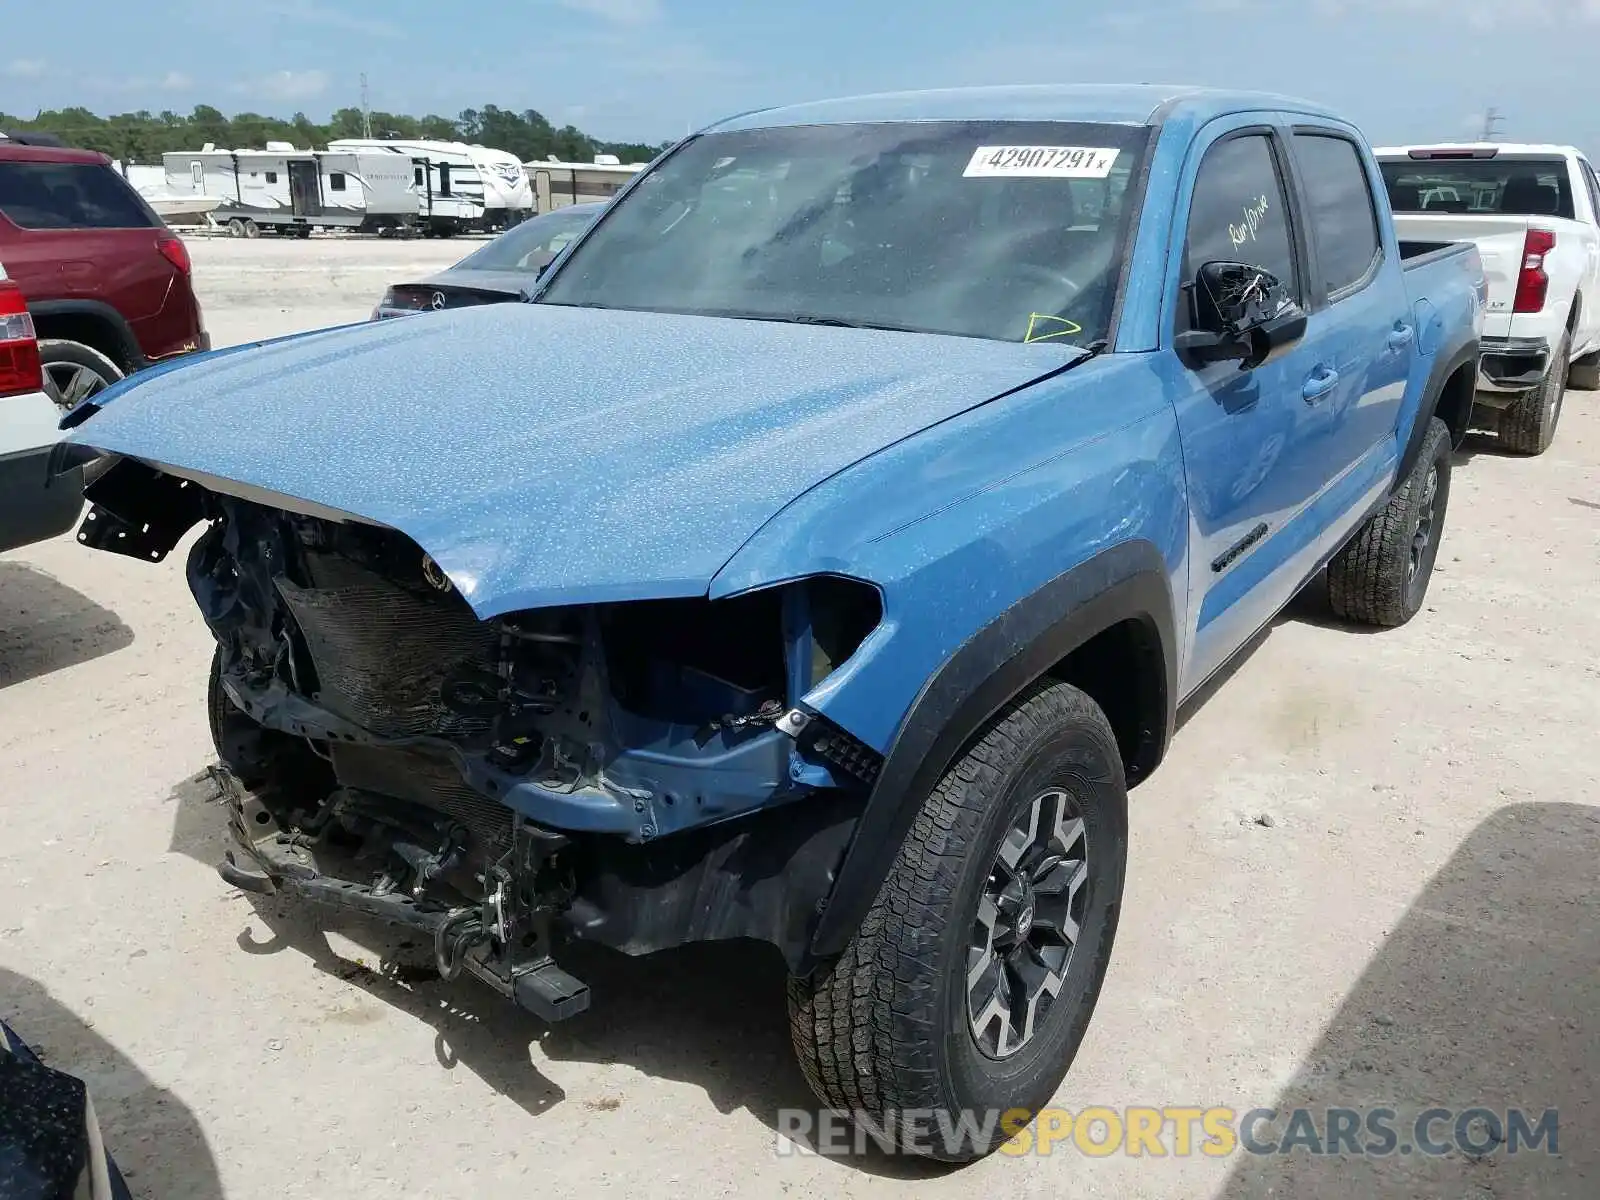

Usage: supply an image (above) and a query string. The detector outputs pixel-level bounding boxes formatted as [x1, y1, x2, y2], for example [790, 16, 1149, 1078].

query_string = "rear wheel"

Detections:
[1328, 416, 1452, 627]
[38, 340, 123, 413]
[786, 679, 1127, 1162]
[1500, 332, 1567, 455]
[242, 218, 260, 239]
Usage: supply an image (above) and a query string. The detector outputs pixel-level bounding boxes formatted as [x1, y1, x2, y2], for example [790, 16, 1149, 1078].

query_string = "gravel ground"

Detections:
[3, 236, 1598, 1199]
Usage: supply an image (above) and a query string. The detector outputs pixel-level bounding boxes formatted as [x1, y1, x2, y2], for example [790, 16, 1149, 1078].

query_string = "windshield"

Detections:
[1379, 157, 1576, 219]
[539, 120, 1150, 345]
[456, 205, 600, 272]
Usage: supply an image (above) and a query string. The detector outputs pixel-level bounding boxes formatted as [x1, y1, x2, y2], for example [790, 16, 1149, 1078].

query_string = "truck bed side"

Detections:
[1394, 239, 1486, 459]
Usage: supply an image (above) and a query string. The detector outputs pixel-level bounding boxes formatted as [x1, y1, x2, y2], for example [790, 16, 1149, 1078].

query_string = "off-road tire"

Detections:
[1500, 333, 1567, 455]
[1328, 416, 1452, 628]
[786, 679, 1128, 1162]
[38, 339, 123, 412]
[1568, 352, 1600, 392]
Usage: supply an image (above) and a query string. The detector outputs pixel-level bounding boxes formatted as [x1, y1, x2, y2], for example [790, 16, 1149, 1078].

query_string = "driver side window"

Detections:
[1181, 133, 1300, 330]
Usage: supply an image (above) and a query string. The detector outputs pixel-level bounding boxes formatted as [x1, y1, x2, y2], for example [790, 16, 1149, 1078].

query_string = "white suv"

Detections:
[0, 260, 84, 552]
[1376, 142, 1600, 455]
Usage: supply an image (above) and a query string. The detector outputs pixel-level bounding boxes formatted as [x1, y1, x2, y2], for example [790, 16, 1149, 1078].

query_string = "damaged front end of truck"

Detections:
[78, 455, 886, 1020]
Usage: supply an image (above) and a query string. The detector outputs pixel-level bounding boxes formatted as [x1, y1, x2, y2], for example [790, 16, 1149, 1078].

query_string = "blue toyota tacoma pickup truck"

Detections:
[60, 86, 1484, 1160]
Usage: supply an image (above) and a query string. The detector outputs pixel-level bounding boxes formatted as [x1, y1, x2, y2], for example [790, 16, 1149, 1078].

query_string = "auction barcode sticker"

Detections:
[963, 146, 1120, 179]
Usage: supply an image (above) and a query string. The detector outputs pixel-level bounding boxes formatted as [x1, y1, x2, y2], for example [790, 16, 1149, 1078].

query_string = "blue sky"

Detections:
[4, 0, 1600, 151]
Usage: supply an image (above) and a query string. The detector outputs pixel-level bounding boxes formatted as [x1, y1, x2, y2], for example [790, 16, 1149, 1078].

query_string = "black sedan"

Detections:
[372, 202, 605, 319]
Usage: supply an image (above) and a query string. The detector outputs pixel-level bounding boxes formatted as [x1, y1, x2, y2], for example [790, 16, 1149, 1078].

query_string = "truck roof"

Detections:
[708, 84, 1338, 133]
[1373, 142, 1584, 159]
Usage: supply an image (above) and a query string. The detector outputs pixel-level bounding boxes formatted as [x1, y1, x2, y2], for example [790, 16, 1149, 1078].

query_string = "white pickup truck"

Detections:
[1376, 142, 1600, 455]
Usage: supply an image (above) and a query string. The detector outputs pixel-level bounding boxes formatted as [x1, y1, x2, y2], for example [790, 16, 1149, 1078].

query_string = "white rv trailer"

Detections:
[327, 138, 533, 235]
[112, 161, 222, 225]
[524, 155, 647, 214]
[160, 143, 417, 236]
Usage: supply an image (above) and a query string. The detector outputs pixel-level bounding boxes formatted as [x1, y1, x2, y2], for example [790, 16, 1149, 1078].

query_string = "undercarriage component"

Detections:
[214, 767, 592, 1023]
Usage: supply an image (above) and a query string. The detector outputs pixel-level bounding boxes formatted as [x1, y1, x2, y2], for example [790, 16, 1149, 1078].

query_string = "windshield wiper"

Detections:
[695, 309, 936, 335]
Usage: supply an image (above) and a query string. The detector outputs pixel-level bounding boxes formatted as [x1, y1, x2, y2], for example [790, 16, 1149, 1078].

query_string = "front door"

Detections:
[1169, 123, 1329, 692]
[288, 159, 320, 217]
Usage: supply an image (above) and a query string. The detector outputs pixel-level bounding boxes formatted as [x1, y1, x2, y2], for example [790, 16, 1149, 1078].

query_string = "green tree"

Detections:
[0, 100, 658, 165]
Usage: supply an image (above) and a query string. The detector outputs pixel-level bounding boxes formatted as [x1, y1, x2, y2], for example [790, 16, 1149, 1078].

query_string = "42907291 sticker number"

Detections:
[963, 146, 1121, 179]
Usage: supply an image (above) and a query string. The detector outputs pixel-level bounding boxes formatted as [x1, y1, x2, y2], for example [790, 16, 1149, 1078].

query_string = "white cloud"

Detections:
[258, 0, 402, 38]
[555, 0, 661, 25]
[4, 59, 47, 79]
[234, 69, 331, 102]
[159, 71, 193, 91]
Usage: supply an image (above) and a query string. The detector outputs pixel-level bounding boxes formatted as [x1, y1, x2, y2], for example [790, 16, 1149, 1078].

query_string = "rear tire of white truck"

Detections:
[1568, 351, 1600, 392]
[1499, 332, 1568, 455]
[786, 679, 1127, 1162]
[1327, 417, 1452, 628]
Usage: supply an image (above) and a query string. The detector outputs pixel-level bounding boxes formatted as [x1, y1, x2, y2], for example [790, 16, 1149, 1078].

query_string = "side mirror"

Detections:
[1176, 261, 1307, 371]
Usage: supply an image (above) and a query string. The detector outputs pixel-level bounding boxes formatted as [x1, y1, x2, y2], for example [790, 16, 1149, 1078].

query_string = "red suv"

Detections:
[0, 141, 208, 410]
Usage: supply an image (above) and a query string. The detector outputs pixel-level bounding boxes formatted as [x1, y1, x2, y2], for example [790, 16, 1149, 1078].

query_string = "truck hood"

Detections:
[69, 302, 1077, 617]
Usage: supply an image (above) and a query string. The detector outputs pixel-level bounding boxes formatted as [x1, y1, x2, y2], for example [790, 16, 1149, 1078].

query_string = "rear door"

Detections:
[1284, 126, 1411, 485]
[0, 156, 175, 332]
[1572, 155, 1600, 355]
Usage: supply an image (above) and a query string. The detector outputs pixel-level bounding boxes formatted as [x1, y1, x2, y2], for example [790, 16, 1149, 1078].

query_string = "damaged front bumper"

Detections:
[74, 456, 886, 1016]
[213, 767, 593, 1021]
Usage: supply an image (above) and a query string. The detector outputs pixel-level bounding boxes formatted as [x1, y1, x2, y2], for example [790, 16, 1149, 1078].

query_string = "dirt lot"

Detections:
[3, 236, 1598, 1199]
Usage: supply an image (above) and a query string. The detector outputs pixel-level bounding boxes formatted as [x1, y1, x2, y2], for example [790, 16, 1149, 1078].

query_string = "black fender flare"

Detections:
[1399, 335, 1479, 478]
[801, 539, 1177, 971]
[26, 299, 147, 372]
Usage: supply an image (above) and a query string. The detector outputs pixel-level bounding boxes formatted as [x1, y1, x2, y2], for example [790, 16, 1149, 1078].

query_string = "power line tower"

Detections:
[1481, 107, 1505, 142]
[360, 73, 373, 138]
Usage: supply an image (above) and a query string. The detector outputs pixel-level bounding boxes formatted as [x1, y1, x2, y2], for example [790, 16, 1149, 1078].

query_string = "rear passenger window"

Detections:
[0, 161, 157, 230]
[1293, 133, 1382, 297]
[1183, 134, 1299, 324]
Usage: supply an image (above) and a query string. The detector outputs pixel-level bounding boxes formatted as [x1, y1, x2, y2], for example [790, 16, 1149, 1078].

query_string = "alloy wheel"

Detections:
[967, 787, 1090, 1059]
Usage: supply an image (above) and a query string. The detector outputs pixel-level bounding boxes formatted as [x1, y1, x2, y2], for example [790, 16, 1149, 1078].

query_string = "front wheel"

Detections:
[1327, 416, 1452, 627]
[787, 679, 1127, 1162]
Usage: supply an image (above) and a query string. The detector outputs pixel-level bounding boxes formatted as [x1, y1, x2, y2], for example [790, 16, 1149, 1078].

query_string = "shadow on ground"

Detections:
[1220, 802, 1600, 1199]
[232, 890, 940, 1178]
[0, 561, 133, 690]
[166, 769, 237, 867]
[1451, 429, 1504, 467]
[0, 968, 222, 1200]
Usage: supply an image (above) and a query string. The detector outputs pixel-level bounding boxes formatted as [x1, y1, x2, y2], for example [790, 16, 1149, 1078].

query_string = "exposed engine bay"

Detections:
[79, 458, 884, 1018]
